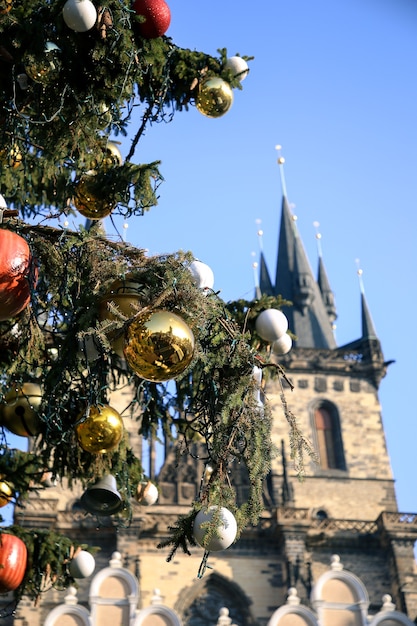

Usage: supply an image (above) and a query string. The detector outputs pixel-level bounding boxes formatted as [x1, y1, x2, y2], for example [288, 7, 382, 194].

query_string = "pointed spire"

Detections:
[258, 149, 337, 349]
[259, 252, 274, 296]
[357, 263, 378, 339]
[314, 223, 337, 324]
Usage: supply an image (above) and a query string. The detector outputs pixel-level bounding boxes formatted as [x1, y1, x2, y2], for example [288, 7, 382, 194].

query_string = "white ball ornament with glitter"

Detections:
[255, 309, 288, 343]
[272, 333, 292, 356]
[69, 550, 96, 578]
[63, 0, 97, 32]
[193, 506, 237, 552]
[225, 56, 249, 81]
[189, 260, 214, 293]
[135, 481, 159, 506]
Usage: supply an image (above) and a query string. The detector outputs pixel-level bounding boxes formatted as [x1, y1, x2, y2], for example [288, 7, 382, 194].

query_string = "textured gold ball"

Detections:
[74, 175, 116, 220]
[124, 309, 195, 382]
[76, 405, 124, 454]
[195, 77, 233, 118]
[24, 43, 61, 85]
[0, 383, 43, 437]
[0, 478, 13, 508]
[0, 0, 12, 14]
[99, 276, 143, 357]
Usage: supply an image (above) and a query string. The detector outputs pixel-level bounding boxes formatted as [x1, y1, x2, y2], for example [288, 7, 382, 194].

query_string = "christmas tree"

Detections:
[0, 0, 308, 611]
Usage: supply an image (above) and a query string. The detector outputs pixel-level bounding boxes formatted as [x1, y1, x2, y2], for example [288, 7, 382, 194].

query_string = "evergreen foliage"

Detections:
[0, 0, 304, 612]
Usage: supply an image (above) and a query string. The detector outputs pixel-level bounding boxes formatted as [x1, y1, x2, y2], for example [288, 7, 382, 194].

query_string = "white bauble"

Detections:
[0, 194, 6, 209]
[272, 333, 292, 356]
[135, 481, 159, 506]
[193, 506, 237, 552]
[255, 309, 288, 343]
[69, 550, 96, 578]
[225, 56, 249, 81]
[63, 0, 97, 32]
[189, 260, 215, 292]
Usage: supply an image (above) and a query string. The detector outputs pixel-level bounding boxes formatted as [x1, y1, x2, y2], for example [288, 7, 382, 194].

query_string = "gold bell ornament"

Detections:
[123, 309, 195, 382]
[0, 478, 14, 508]
[75, 404, 124, 454]
[195, 76, 233, 118]
[80, 474, 123, 516]
[0, 383, 43, 437]
[73, 173, 117, 220]
[98, 276, 144, 357]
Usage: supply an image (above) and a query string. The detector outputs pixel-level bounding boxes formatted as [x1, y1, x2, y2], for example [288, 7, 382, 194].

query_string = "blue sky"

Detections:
[3, 0, 417, 523]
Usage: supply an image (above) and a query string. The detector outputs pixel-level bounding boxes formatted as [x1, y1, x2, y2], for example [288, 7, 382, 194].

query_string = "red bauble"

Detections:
[0, 229, 36, 322]
[0, 534, 28, 593]
[132, 0, 171, 38]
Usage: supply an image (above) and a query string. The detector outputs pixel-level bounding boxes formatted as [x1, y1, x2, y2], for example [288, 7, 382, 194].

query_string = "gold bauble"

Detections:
[99, 276, 143, 357]
[73, 175, 116, 220]
[24, 43, 61, 85]
[0, 383, 43, 437]
[76, 404, 124, 454]
[195, 77, 233, 118]
[0, 478, 13, 508]
[0, 144, 22, 169]
[0, 0, 12, 14]
[123, 309, 195, 382]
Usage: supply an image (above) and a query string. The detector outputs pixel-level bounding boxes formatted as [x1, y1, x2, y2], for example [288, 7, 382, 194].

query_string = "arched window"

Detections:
[312, 402, 345, 471]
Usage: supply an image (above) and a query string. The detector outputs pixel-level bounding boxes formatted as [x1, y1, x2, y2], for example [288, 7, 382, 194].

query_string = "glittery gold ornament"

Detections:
[0, 144, 22, 169]
[99, 276, 143, 357]
[76, 404, 124, 454]
[0, 0, 12, 14]
[124, 309, 195, 382]
[195, 77, 233, 118]
[24, 42, 62, 85]
[0, 478, 13, 508]
[73, 174, 116, 220]
[0, 383, 43, 437]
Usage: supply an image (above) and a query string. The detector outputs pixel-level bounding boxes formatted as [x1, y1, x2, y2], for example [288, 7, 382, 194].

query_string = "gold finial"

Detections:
[256, 220, 264, 251]
[355, 258, 365, 293]
[313, 221, 323, 256]
[275, 144, 288, 197]
[252, 253, 260, 292]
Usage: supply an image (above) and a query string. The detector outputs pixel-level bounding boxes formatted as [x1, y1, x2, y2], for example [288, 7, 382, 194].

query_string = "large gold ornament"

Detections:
[195, 76, 233, 118]
[73, 174, 116, 220]
[99, 276, 143, 357]
[76, 404, 124, 454]
[0, 144, 22, 169]
[24, 42, 62, 85]
[124, 309, 195, 382]
[0, 383, 43, 437]
[0, 478, 13, 508]
[0, 0, 12, 14]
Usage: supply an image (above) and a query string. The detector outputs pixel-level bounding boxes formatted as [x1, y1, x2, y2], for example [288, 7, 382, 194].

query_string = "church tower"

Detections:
[8, 159, 417, 626]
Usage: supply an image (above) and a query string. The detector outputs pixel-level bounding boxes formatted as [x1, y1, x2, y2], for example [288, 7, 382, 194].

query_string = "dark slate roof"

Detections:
[317, 256, 337, 323]
[259, 195, 337, 349]
[361, 291, 378, 339]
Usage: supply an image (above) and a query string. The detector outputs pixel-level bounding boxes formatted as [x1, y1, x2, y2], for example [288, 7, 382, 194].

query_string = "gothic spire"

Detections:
[315, 226, 337, 324]
[357, 267, 378, 340]
[259, 152, 336, 349]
